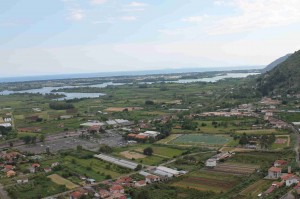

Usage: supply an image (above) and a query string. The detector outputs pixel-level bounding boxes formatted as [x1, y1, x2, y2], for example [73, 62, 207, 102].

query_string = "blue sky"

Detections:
[1, 0, 300, 77]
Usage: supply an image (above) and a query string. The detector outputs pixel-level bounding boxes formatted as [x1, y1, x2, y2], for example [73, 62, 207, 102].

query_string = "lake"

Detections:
[0, 72, 259, 100]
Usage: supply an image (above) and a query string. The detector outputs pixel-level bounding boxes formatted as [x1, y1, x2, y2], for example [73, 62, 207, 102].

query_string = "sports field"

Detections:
[169, 134, 231, 146]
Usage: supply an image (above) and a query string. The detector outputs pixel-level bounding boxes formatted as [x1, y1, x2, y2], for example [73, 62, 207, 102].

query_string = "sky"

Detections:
[1, 0, 300, 77]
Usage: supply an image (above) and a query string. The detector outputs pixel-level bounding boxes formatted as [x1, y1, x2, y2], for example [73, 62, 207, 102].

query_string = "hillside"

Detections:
[257, 50, 300, 95]
[262, 53, 291, 72]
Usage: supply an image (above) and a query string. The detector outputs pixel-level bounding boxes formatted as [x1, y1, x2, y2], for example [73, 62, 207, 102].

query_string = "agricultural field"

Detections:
[171, 170, 241, 193]
[227, 150, 295, 168]
[238, 179, 271, 198]
[114, 144, 187, 165]
[235, 129, 289, 135]
[203, 162, 259, 176]
[169, 134, 232, 146]
[48, 174, 79, 189]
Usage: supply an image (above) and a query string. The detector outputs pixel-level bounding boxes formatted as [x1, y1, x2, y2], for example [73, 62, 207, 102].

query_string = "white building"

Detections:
[94, 154, 138, 170]
[286, 176, 300, 187]
[143, 131, 160, 138]
[154, 166, 181, 177]
[205, 159, 217, 167]
[0, 123, 12, 128]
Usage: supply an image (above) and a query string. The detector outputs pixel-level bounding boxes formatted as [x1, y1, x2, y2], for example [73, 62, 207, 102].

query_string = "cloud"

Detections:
[181, 15, 208, 23]
[90, 0, 108, 5]
[209, 0, 300, 35]
[120, 16, 137, 21]
[67, 9, 85, 21]
[127, 2, 147, 7]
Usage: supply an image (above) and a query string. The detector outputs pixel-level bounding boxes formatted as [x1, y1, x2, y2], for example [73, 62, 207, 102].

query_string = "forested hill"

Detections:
[261, 53, 291, 73]
[257, 50, 300, 96]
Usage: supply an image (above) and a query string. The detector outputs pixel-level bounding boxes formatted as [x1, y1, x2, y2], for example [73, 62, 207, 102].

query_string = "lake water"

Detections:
[0, 72, 259, 100]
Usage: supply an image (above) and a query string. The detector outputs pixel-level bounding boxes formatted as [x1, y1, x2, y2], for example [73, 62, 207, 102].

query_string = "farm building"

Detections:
[139, 171, 151, 177]
[268, 167, 282, 179]
[143, 131, 160, 138]
[94, 154, 138, 170]
[205, 159, 217, 167]
[80, 121, 105, 127]
[145, 175, 161, 184]
[153, 166, 181, 178]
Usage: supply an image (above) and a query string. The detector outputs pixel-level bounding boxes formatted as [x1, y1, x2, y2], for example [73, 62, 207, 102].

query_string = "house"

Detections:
[286, 176, 300, 187]
[7, 170, 16, 177]
[268, 167, 282, 179]
[135, 180, 146, 187]
[51, 162, 60, 168]
[86, 178, 96, 184]
[99, 189, 110, 198]
[109, 185, 124, 194]
[274, 160, 288, 167]
[44, 168, 52, 173]
[70, 191, 83, 199]
[205, 159, 217, 167]
[116, 176, 132, 185]
[145, 175, 160, 184]
[29, 167, 36, 173]
[3, 165, 14, 172]
[127, 134, 137, 139]
[17, 178, 29, 184]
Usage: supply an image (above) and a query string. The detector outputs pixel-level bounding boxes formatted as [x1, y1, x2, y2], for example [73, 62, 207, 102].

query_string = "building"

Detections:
[205, 159, 217, 167]
[7, 170, 16, 177]
[44, 168, 52, 173]
[268, 167, 282, 179]
[99, 189, 110, 198]
[135, 180, 146, 187]
[143, 131, 160, 138]
[274, 160, 288, 167]
[153, 166, 181, 178]
[286, 176, 300, 187]
[109, 185, 124, 194]
[94, 154, 138, 170]
[145, 175, 160, 184]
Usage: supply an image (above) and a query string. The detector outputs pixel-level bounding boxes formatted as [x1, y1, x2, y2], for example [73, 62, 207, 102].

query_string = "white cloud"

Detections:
[181, 15, 208, 23]
[120, 16, 137, 21]
[209, 0, 300, 35]
[127, 2, 147, 7]
[90, 0, 107, 4]
[67, 9, 85, 21]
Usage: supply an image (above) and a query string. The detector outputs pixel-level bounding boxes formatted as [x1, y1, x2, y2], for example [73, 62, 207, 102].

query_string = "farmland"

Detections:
[169, 134, 232, 146]
[171, 170, 241, 193]
[238, 179, 271, 198]
[203, 162, 259, 176]
[48, 174, 79, 189]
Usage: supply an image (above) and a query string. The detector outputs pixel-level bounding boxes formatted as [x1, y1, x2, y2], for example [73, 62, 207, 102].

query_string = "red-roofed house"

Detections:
[286, 176, 300, 187]
[3, 165, 14, 172]
[109, 185, 124, 194]
[274, 160, 288, 167]
[99, 189, 110, 198]
[281, 173, 295, 181]
[70, 191, 82, 199]
[32, 163, 40, 168]
[135, 180, 146, 187]
[268, 167, 282, 179]
[6, 170, 16, 177]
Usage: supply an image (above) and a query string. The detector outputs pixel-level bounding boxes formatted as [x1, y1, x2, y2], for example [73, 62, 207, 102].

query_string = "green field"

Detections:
[169, 134, 232, 146]
[235, 129, 289, 135]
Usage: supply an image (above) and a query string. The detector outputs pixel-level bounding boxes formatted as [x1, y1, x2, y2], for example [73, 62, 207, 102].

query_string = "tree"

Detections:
[239, 133, 249, 146]
[39, 134, 45, 142]
[143, 147, 153, 156]
[99, 144, 113, 153]
[135, 164, 142, 171]
[21, 136, 32, 145]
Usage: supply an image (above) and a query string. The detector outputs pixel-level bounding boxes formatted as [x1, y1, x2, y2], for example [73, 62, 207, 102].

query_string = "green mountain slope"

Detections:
[257, 50, 300, 95]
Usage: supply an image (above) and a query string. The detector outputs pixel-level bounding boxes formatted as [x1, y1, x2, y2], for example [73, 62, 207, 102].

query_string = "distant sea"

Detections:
[0, 66, 264, 83]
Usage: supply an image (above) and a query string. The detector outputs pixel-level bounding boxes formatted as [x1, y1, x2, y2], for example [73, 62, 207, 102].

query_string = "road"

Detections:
[287, 124, 300, 167]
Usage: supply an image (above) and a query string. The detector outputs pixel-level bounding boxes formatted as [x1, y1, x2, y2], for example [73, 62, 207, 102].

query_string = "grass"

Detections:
[47, 174, 79, 189]
[170, 134, 232, 146]
[235, 129, 289, 135]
